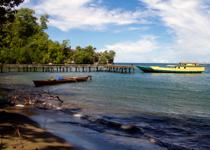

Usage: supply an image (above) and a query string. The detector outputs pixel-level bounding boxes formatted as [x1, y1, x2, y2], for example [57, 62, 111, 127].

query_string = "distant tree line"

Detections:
[0, 6, 116, 64]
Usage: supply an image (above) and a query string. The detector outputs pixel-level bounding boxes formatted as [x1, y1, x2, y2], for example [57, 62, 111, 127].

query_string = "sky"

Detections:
[21, 0, 210, 63]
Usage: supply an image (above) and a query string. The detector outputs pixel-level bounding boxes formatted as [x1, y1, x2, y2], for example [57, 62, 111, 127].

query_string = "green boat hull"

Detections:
[136, 66, 203, 73]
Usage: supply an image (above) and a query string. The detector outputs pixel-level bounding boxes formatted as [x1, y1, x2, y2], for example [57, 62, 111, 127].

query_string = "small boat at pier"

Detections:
[33, 76, 92, 87]
[136, 63, 205, 73]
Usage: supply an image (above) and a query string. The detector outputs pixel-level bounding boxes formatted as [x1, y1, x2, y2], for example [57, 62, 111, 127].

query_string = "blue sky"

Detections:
[22, 0, 210, 63]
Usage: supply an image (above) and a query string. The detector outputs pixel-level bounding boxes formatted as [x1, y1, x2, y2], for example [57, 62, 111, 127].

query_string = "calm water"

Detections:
[1, 63, 210, 149]
[1, 63, 210, 117]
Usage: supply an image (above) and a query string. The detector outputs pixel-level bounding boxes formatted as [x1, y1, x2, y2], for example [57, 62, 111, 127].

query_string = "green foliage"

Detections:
[98, 50, 116, 64]
[40, 14, 49, 30]
[98, 54, 107, 64]
[0, 7, 116, 64]
[0, 0, 24, 49]
[73, 45, 95, 64]
[14, 8, 38, 38]
[0, 0, 24, 26]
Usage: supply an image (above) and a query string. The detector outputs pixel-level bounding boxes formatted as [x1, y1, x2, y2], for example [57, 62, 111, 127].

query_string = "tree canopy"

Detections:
[0, 0, 24, 26]
[0, 8, 116, 64]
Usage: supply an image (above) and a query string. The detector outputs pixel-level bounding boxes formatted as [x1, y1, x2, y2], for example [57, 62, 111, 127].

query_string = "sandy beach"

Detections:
[0, 109, 74, 150]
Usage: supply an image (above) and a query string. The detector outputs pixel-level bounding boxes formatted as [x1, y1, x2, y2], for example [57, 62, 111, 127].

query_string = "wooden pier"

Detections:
[0, 64, 135, 74]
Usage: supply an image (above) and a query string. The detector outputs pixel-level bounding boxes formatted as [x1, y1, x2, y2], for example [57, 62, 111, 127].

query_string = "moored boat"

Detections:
[136, 63, 205, 73]
[33, 76, 91, 87]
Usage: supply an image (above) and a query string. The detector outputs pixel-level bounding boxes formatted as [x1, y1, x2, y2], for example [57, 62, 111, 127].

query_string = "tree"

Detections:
[105, 50, 116, 63]
[0, 0, 24, 26]
[0, 7, 116, 65]
[40, 14, 49, 30]
[98, 50, 116, 64]
[0, 0, 24, 48]
[0, 8, 51, 64]
[14, 8, 39, 38]
[73, 45, 95, 64]
[98, 54, 107, 64]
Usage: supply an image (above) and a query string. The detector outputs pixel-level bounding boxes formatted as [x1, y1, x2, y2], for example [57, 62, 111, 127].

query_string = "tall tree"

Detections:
[14, 8, 39, 38]
[0, 0, 24, 48]
[0, 7, 116, 64]
[73, 45, 95, 64]
[98, 50, 116, 64]
[0, 0, 24, 26]
[40, 14, 49, 30]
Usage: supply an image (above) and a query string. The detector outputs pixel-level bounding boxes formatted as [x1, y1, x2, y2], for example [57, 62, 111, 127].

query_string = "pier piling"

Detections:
[0, 64, 135, 74]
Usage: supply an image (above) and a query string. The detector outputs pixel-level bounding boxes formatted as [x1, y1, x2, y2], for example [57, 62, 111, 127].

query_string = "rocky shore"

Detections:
[0, 88, 74, 150]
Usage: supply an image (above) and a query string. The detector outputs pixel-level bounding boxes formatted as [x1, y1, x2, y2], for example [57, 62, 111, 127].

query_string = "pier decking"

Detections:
[0, 64, 135, 74]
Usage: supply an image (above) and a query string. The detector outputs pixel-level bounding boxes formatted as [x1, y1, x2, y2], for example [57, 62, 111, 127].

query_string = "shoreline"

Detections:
[0, 87, 75, 150]
[0, 108, 74, 150]
[0, 87, 165, 150]
[1, 80, 210, 150]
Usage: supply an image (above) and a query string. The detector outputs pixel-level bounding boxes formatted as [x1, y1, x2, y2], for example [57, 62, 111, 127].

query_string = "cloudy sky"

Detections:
[22, 0, 210, 63]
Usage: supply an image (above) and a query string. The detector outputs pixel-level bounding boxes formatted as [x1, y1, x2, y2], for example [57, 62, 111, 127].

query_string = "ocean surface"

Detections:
[1, 63, 210, 150]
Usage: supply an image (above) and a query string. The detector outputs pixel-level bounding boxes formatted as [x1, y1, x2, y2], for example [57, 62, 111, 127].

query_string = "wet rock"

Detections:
[62, 108, 81, 115]
[96, 118, 121, 128]
[81, 115, 89, 120]
[149, 138, 156, 144]
[121, 124, 144, 134]
[73, 113, 83, 118]
[95, 118, 144, 135]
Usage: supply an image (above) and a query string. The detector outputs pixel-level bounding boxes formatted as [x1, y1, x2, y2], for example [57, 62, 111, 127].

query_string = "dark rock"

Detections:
[121, 124, 144, 134]
[96, 118, 121, 128]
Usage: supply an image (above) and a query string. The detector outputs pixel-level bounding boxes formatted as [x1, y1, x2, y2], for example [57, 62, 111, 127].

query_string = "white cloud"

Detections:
[23, 0, 30, 4]
[23, 0, 148, 31]
[22, 0, 210, 63]
[128, 26, 149, 31]
[104, 36, 159, 62]
[142, 0, 210, 62]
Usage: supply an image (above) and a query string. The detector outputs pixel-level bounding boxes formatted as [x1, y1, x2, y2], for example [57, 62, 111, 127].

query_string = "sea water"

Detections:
[1, 63, 210, 149]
